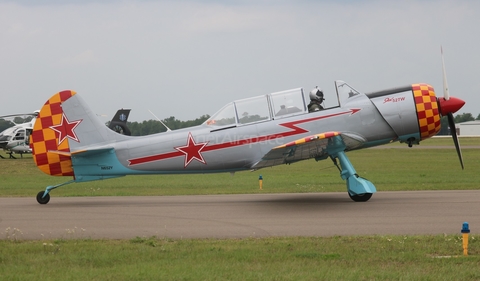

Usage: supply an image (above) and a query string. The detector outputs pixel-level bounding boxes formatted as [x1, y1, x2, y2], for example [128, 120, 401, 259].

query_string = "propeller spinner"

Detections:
[437, 47, 465, 169]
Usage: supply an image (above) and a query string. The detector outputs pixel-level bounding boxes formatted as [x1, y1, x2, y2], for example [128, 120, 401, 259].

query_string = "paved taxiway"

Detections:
[1, 190, 479, 240]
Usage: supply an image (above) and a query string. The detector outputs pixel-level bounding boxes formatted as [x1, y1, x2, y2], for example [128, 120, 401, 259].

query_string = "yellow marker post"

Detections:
[461, 222, 470, 256]
[259, 175, 263, 190]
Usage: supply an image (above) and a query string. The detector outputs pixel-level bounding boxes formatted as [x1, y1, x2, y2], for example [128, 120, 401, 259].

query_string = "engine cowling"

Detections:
[367, 83, 441, 146]
[411, 83, 441, 141]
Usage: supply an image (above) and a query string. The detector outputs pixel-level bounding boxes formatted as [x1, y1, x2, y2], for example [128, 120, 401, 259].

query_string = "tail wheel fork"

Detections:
[36, 180, 75, 205]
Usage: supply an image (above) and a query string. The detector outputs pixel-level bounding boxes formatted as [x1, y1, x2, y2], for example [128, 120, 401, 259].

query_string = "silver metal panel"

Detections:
[369, 89, 419, 139]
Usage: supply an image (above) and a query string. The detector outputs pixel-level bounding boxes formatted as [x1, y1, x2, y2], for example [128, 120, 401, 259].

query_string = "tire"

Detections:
[348, 192, 372, 202]
[36, 191, 50, 204]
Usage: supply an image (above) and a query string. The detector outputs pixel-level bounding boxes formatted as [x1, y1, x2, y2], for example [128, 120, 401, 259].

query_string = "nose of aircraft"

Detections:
[438, 47, 466, 169]
[438, 96, 465, 116]
[436, 95, 465, 170]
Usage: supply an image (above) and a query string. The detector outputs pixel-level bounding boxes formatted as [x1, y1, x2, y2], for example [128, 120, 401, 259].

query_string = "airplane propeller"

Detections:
[438, 47, 465, 169]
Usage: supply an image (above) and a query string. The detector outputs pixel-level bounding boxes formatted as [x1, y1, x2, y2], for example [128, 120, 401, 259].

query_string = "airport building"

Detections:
[457, 120, 480, 136]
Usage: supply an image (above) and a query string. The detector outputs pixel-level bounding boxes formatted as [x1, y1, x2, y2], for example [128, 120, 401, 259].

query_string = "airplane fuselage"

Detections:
[30, 79, 465, 204]
[63, 83, 427, 179]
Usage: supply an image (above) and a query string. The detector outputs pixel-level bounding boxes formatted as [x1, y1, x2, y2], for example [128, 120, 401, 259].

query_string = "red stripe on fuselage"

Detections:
[127, 109, 359, 166]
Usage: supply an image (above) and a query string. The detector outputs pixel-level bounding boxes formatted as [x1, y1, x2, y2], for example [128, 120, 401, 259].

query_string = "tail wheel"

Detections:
[349, 193, 372, 202]
[36, 191, 50, 204]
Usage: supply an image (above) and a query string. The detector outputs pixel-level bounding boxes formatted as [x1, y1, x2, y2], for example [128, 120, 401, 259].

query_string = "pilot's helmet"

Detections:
[309, 87, 324, 102]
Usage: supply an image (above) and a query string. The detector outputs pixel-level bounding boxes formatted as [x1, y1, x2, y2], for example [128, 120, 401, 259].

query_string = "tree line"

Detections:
[121, 115, 210, 136]
[1, 113, 479, 136]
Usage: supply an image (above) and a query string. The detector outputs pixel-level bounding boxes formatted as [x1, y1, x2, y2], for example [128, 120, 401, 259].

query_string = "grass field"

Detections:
[1, 235, 479, 280]
[1, 137, 479, 280]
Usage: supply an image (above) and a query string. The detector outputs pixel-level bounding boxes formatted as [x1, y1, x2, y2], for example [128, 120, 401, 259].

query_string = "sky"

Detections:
[1, 0, 479, 122]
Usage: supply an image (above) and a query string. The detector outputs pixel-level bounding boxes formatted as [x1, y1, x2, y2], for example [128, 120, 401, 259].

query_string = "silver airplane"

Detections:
[30, 78, 465, 204]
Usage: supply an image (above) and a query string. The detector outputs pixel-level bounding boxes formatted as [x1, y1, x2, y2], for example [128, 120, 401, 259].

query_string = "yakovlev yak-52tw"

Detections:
[30, 62, 465, 205]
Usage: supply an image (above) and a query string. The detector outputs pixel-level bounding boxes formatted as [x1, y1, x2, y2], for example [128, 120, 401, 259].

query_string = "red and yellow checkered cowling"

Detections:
[30, 90, 76, 176]
[412, 84, 441, 140]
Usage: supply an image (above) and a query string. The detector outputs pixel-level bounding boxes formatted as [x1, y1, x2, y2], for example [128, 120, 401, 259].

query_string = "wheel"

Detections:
[36, 191, 50, 204]
[348, 192, 373, 202]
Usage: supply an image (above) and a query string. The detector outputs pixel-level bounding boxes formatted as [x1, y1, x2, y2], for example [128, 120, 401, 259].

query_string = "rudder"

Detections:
[30, 90, 76, 177]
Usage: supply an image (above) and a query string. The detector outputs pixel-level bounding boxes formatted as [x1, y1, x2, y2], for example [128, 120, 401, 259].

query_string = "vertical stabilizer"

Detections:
[31, 90, 130, 177]
[30, 90, 76, 176]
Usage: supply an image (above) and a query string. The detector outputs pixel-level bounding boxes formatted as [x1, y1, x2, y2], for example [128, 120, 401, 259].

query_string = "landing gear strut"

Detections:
[328, 136, 376, 202]
[36, 180, 74, 205]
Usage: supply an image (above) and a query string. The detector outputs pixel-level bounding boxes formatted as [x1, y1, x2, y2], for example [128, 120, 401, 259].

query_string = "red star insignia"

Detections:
[49, 114, 82, 145]
[174, 132, 209, 168]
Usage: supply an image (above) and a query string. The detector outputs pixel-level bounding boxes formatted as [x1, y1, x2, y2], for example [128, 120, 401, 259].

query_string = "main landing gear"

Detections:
[327, 136, 376, 202]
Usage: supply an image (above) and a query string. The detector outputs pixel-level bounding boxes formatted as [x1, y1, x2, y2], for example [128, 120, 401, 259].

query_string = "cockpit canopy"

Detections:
[205, 88, 307, 127]
[204, 81, 362, 127]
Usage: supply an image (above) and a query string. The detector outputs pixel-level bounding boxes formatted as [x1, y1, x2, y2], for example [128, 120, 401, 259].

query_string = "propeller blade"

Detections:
[447, 112, 464, 169]
[441, 46, 450, 100]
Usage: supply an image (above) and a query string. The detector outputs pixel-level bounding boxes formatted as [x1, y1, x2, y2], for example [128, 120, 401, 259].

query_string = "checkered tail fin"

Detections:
[30, 90, 77, 177]
[30, 90, 130, 177]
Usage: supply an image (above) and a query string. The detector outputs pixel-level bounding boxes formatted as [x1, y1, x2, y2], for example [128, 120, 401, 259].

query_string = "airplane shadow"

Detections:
[254, 194, 352, 205]
[39, 193, 364, 210]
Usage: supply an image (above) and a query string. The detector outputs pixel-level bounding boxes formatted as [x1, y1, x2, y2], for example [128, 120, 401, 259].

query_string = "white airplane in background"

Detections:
[0, 112, 38, 159]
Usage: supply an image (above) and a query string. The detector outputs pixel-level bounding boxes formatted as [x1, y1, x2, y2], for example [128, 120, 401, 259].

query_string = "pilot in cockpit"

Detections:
[308, 86, 325, 112]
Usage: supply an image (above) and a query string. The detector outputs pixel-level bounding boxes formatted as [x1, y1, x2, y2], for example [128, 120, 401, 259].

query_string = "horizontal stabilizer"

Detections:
[47, 150, 72, 157]
[74, 175, 125, 182]
[70, 147, 114, 157]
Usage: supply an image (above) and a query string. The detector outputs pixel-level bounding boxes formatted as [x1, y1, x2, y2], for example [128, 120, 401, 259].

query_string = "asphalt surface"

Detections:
[1, 191, 479, 240]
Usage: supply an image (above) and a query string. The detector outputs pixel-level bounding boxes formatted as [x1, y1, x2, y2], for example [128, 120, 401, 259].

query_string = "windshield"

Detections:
[205, 103, 236, 126]
[13, 128, 26, 141]
[335, 80, 362, 106]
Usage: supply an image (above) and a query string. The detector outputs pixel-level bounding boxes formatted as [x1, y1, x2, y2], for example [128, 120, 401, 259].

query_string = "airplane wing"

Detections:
[251, 131, 365, 169]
